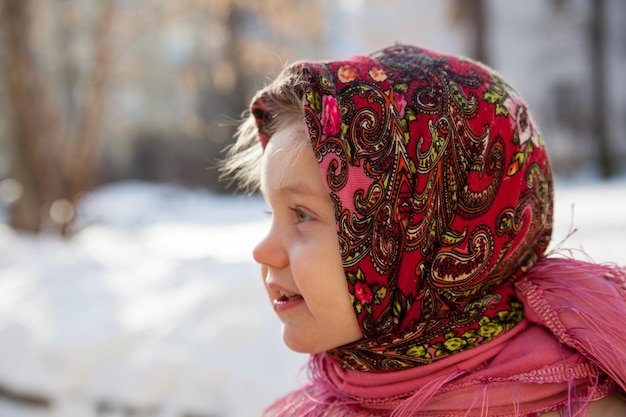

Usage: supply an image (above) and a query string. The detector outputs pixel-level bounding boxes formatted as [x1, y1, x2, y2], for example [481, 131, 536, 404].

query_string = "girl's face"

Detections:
[253, 120, 362, 354]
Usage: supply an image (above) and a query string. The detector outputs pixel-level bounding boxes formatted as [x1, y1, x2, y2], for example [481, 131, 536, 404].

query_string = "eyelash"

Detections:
[262, 207, 314, 224]
[290, 207, 313, 224]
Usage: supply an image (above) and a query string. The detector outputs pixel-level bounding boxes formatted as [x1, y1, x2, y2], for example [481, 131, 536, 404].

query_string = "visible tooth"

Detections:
[278, 290, 300, 300]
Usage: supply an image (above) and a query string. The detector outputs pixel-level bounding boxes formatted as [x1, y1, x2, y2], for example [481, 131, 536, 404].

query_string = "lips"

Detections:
[271, 288, 304, 312]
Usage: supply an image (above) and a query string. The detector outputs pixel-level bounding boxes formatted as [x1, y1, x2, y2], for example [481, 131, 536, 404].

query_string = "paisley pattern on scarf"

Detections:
[256, 45, 553, 372]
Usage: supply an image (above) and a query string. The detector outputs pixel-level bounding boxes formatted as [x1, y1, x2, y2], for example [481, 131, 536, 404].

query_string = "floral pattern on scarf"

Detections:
[258, 45, 554, 372]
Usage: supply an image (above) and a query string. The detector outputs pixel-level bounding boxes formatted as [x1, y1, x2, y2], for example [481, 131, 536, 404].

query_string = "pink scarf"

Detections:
[264, 258, 625, 416]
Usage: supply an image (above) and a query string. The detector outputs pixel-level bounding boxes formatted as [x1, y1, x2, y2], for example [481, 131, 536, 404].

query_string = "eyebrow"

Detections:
[277, 181, 318, 196]
[260, 179, 320, 199]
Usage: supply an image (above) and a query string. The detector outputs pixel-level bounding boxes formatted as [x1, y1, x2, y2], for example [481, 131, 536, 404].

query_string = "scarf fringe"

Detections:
[263, 357, 363, 417]
[389, 369, 467, 417]
[263, 367, 470, 417]
[516, 257, 626, 392]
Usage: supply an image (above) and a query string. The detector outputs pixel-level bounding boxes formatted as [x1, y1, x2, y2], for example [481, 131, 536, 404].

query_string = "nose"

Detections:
[252, 227, 288, 268]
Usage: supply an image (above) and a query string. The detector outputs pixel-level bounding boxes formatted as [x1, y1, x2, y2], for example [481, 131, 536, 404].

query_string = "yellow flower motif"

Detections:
[478, 319, 503, 338]
[462, 330, 478, 345]
[406, 345, 430, 358]
[443, 337, 467, 352]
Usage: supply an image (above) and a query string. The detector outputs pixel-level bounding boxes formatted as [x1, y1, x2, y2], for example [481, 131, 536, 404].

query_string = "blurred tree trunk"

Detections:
[0, 0, 115, 235]
[589, 0, 616, 178]
[470, 0, 489, 66]
[61, 0, 114, 235]
[197, 1, 249, 192]
[0, 0, 63, 232]
[449, 0, 489, 66]
[224, 2, 247, 116]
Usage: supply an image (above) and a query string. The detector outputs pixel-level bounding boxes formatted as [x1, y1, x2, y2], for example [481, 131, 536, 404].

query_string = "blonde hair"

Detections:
[221, 65, 310, 192]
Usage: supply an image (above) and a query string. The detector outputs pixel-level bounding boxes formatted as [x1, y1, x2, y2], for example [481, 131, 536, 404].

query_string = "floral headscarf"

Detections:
[261, 45, 552, 371]
[250, 45, 626, 417]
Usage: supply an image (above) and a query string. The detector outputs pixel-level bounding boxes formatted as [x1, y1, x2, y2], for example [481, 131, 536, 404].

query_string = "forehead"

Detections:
[259, 121, 322, 197]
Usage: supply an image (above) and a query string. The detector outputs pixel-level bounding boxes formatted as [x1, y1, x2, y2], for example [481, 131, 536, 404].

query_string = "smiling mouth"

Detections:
[273, 290, 304, 311]
[276, 290, 303, 302]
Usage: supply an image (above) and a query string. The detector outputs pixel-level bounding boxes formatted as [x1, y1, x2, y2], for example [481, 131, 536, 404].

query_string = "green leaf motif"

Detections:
[483, 79, 510, 117]
[306, 91, 322, 113]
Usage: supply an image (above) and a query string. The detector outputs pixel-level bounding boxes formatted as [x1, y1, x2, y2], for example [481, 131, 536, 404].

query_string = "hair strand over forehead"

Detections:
[220, 64, 311, 192]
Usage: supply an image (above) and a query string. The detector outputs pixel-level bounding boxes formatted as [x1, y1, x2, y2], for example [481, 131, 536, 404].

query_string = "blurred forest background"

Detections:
[0, 0, 625, 236]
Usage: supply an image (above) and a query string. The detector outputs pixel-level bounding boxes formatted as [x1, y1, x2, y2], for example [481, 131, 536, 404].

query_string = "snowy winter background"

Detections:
[0, 177, 625, 417]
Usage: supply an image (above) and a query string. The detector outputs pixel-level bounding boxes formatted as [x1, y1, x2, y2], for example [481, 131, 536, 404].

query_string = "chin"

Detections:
[282, 329, 362, 354]
[282, 330, 329, 354]
[283, 336, 323, 354]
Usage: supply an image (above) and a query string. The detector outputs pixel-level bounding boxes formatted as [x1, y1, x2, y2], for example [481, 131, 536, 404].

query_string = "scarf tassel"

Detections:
[516, 257, 626, 392]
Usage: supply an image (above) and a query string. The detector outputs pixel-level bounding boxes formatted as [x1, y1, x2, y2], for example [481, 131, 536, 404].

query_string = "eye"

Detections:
[290, 207, 313, 224]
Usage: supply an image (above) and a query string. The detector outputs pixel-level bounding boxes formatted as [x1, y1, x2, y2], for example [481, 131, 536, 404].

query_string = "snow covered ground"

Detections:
[0, 178, 624, 417]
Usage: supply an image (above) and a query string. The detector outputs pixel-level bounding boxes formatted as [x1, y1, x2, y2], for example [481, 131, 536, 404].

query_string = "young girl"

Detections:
[223, 44, 626, 417]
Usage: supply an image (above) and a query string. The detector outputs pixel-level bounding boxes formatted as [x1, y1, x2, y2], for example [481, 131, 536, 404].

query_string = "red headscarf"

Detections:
[251, 45, 626, 416]
[300, 44, 552, 371]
